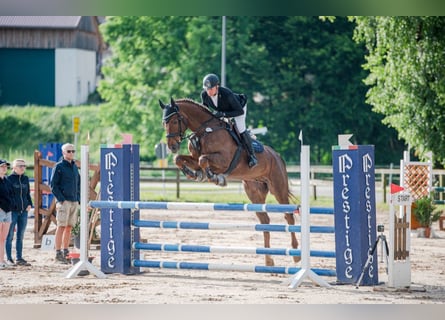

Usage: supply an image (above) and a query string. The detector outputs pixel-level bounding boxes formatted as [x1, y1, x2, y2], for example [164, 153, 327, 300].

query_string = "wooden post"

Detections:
[33, 150, 42, 248]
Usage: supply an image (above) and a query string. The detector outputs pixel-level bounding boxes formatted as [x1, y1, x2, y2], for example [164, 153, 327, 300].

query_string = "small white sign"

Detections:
[41, 235, 55, 251]
[391, 192, 412, 206]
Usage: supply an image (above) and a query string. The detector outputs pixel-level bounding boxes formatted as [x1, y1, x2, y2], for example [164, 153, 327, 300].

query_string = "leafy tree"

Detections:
[350, 17, 445, 166]
[248, 17, 404, 163]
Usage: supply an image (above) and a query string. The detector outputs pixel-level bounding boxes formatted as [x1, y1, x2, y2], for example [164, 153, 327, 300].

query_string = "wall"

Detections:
[55, 48, 96, 106]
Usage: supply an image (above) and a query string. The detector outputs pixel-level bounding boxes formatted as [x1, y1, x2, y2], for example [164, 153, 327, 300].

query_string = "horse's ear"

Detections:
[159, 99, 166, 109]
[170, 97, 175, 105]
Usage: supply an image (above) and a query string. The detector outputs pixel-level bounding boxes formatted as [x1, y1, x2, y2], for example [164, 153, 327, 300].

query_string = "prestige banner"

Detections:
[100, 144, 140, 274]
[333, 145, 378, 285]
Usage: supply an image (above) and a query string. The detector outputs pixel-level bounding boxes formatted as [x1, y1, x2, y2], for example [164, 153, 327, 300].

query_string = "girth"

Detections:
[189, 121, 243, 176]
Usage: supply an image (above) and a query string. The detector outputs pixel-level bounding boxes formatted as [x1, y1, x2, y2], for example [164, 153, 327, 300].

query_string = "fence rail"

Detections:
[28, 164, 445, 202]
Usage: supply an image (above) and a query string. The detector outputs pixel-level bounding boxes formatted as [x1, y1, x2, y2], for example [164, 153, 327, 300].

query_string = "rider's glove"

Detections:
[213, 111, 225, 118]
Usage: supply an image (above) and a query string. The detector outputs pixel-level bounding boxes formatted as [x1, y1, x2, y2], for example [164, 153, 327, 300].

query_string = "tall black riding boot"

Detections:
[241, 131, 258, 168]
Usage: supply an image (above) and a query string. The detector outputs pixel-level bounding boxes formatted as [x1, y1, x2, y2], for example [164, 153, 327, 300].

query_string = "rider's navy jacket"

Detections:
[201, 86, 246, 118]
[7, 171, 33, 211]
[50, 159, 80, 203]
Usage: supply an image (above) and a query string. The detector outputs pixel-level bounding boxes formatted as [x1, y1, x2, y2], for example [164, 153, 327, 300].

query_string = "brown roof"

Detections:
[0, 16, 82, 29]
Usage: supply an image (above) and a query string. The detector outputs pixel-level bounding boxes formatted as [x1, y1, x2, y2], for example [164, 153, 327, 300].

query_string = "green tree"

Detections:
[350, 16, 445, 166]
[248, 16, 404, 163]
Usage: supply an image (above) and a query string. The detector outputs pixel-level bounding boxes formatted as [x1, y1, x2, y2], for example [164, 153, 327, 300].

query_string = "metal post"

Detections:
[221, 16, 226, 87]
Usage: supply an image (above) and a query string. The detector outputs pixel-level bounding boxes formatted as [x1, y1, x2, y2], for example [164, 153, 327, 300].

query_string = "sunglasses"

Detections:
[17, 165, 26, 168]
[66, 150, 76, 153]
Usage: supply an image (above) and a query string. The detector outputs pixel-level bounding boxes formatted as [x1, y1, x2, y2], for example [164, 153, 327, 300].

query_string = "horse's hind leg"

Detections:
[243, 180, 274, 267]
[269, 174, 300, 263]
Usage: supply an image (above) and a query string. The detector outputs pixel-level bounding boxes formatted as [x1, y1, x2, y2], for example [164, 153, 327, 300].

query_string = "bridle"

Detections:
[162, 102, 188, 142]
[163, 103, 217, 143]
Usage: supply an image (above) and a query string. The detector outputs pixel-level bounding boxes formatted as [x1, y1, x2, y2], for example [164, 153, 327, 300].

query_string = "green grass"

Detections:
[139, 182, 335, 207]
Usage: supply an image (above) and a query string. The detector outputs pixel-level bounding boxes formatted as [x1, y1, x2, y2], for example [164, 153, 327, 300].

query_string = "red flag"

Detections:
[390, 183, 404, 194]
[47, 151, 54, 157]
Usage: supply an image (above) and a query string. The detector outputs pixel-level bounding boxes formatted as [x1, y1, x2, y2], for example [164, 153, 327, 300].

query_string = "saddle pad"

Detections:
[252, 140, 264, 153]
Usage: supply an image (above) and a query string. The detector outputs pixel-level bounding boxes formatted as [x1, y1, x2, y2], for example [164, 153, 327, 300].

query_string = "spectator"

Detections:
[50, 143, 80, 264]
[6, 159, 33, 267]
[0, 159, 14, 269]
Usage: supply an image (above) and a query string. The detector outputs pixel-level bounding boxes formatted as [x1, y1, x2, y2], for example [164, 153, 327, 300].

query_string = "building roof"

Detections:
[0, 16, 82, 29]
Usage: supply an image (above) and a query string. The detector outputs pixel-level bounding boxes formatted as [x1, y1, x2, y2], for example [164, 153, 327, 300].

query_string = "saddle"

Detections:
[189, 118, 263, 175]
[190, 119, 264, 154]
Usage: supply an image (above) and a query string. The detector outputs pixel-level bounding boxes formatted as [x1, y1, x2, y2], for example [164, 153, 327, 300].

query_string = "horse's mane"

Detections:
[176, 98, 213, 115]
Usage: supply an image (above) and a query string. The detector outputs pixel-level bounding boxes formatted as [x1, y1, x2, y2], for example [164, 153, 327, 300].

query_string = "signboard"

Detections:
[155, 142, 168, 159]
[100, 144, 140, 275]
[391, 192, 412, 206]
[333, 144, 378, 286]
[73, 116, 80, 133]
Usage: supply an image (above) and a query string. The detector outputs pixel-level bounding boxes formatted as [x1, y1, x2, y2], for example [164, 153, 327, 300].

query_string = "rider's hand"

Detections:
[213, 111, 225, 118]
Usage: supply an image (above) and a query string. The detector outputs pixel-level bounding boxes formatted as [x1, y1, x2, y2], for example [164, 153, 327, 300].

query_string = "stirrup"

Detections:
[248, 156, 258, 168]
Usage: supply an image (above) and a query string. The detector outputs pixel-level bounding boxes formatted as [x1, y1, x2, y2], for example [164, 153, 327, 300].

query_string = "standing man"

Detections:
[6, 159, 33, 266]
[0, 159, 14, 269]
[201, 73, 258, 168]
[50, 143, 80, 264]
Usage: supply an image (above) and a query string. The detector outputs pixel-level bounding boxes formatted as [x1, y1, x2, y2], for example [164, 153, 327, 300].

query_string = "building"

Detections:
[0, 16, 105, 106]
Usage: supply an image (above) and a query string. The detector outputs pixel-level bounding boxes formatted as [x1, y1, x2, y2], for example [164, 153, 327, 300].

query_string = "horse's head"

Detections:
[159, 97, 187, 153]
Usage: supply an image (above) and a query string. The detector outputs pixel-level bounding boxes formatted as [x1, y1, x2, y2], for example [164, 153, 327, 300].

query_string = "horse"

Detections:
[159, 97, 300, 266]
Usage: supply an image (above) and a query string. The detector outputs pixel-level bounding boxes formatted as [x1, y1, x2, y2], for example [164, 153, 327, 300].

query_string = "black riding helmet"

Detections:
[202, 73, 220, 89]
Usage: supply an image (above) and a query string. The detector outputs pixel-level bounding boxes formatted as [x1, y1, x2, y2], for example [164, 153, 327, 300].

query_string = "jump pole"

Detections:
[64, 145, 106, 279]
[285, 145, 330, 289]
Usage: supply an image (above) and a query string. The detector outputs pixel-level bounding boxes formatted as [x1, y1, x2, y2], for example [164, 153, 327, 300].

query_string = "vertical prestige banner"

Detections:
[333, 145, 378, 285]
[100, 144, 140, 274]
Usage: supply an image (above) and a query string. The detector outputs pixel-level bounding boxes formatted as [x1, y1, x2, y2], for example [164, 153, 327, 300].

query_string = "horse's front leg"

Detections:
[174, 155, 204, 182]
[199, 154, 227, 186]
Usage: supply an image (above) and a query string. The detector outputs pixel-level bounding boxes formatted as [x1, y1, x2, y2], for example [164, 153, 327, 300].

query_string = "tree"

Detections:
[350, 17, 445, 166]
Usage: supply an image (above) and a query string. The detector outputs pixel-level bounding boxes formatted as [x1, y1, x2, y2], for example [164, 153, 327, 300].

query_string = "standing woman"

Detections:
[0, 159, 14, 269]
[6, 159, 33, 266]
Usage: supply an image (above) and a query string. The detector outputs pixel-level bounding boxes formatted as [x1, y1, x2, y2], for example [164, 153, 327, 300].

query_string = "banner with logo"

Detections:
[333, 145, 378, 285]
[100, 144, 140, 274]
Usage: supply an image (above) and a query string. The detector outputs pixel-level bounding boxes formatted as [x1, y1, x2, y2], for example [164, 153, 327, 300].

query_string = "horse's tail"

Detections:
[278, 152, 299, 204]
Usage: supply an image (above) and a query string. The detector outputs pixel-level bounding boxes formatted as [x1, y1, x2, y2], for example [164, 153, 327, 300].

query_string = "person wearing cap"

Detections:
[200, 73, 258, 168]
[50, 143, 80, 264]
[0, 159, 14, 269]
[6, 159, 33, 267]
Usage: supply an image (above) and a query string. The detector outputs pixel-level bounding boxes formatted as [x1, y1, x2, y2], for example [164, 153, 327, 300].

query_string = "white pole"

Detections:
[286, 145, 330, 289]
[64, 145, 106, 279]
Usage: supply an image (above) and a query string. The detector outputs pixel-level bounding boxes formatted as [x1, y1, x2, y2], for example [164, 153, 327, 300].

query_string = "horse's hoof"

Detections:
[217, 175, 227, 187]
[265, 257, 275, 266]
[293, 256, 301, 263]
[196, 170, 204, 182]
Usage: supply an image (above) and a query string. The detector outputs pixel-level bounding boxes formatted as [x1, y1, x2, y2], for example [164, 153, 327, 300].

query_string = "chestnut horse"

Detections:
[159, 97, 300, 266]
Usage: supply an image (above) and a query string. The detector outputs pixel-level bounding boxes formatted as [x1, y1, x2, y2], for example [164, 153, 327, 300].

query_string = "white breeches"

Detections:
[233, 105, 247, 133]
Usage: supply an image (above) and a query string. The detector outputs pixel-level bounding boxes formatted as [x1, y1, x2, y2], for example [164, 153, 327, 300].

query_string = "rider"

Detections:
[200, 73, 258, 168]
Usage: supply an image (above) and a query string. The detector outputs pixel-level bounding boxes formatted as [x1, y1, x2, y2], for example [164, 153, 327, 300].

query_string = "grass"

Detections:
[139, 181, 333, 207]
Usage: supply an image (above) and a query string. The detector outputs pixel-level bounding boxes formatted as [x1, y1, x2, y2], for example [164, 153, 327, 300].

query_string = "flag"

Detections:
[390, 183, 404, 194]
[122, 133, 133, 144]
[298, 130, 303, 143]
[47, 151, 54, 157]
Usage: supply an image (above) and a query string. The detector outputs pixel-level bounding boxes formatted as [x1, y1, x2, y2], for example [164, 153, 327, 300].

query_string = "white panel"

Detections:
[55, 49, 96, 106]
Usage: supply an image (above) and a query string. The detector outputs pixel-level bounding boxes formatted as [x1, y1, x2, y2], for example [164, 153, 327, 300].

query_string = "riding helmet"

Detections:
[202, 74, 220, 89]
